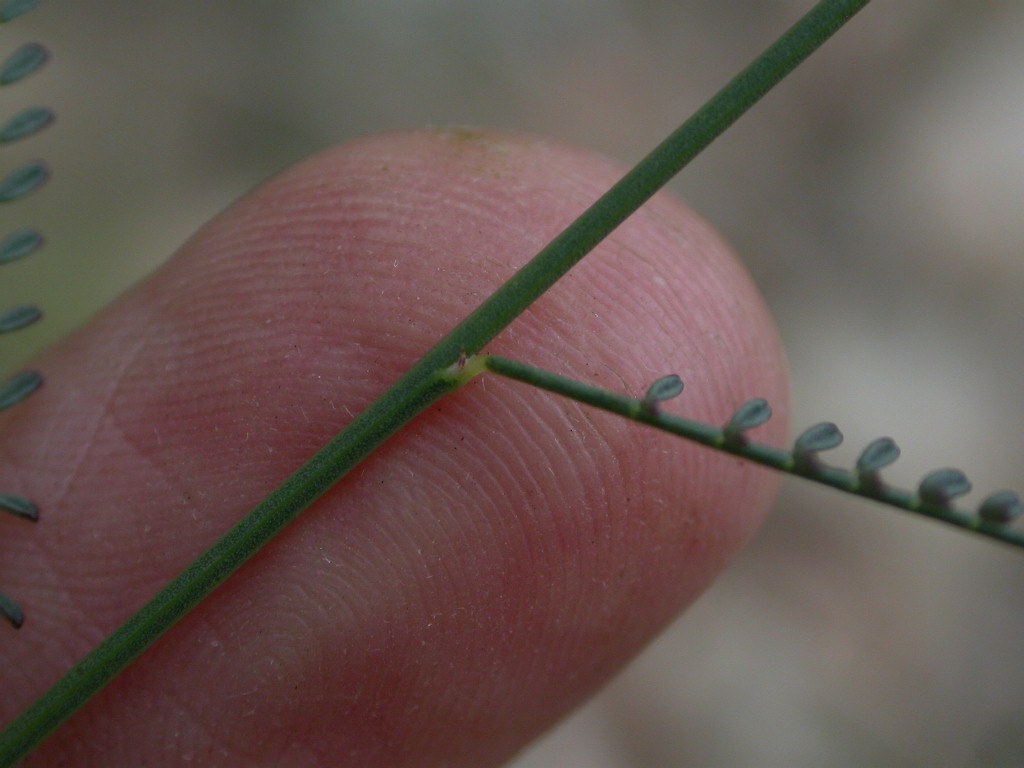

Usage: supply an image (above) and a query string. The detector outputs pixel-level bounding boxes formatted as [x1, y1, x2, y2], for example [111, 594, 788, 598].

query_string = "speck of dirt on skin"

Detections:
[430, 127, 517, 180]
[435, 126, 516, 157]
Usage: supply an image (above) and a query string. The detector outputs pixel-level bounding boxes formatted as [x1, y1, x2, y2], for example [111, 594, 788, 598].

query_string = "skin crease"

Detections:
[0, 129, 788, 767]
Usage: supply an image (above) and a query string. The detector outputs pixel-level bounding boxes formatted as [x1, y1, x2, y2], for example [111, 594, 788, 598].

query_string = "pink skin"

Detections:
[0, 129, 788, 767]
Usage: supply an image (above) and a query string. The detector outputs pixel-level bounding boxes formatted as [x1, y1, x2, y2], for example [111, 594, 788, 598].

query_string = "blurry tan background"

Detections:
[3, 2, 1024, 766]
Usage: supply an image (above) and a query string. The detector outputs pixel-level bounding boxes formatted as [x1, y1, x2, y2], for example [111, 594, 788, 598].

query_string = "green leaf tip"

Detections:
[0, 493, 37, 521]
[0, 106, 53, 143]
[0, 592, 24, 630]
[0, 42, 48, 85]
[643, 375, 683, 408]
[0, 370, 41, 411]
[917, 468, 971, 507]
[724, 398, 771, 444]
[0, 228, 43, 264]
[854, 437, 900, 493]
[0, 161, 48, 203]
[0, 304, 41, 333]
[794, 422, 843, 455]
[978, 491, 1023, 525]
[0, 0, 40, 24]
[856, 437, 900, 474]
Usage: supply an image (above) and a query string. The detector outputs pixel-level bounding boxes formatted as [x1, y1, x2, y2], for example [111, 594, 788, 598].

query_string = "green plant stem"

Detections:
[481, 354, 1024, 550]
[0, 0, 873, 763]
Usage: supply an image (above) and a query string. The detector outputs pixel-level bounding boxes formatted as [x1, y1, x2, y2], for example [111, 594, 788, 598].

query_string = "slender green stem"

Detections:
[482, 354, 1024, 550]
[0, 1, 873, 763]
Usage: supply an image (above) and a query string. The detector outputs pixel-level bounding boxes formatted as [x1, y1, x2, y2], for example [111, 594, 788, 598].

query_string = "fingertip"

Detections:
[2, 128, 788, 767]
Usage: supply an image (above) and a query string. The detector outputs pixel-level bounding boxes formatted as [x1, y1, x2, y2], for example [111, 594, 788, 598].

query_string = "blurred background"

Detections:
[4, 1, 1024, 765]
